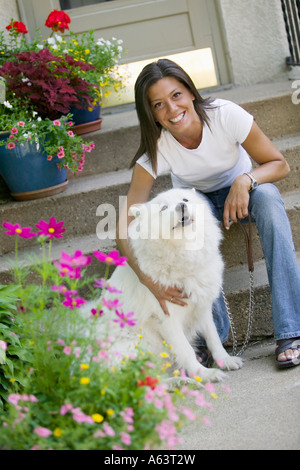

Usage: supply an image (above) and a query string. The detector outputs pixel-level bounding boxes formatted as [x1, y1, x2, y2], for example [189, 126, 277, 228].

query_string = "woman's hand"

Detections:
[140, 272, 188, 316]
[223, 174, 251, 229]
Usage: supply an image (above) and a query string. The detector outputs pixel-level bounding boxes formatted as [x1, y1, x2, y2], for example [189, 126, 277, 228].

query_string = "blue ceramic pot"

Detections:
[0, 132, 67, 200]
[69, 104, 101, 125]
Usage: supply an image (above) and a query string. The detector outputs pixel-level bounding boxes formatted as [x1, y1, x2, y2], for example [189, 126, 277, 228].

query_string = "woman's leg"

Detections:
[249, 184, 300, 341]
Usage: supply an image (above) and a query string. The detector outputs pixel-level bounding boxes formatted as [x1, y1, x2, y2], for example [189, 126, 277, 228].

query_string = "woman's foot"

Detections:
[275, 337, 300, 368]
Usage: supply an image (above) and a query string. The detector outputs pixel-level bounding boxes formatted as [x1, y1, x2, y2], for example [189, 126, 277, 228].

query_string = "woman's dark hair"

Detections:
[130, 58, 214, 174]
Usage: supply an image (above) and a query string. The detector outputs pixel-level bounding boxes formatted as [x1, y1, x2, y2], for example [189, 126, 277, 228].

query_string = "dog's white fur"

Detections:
[97, 188, 243, 382]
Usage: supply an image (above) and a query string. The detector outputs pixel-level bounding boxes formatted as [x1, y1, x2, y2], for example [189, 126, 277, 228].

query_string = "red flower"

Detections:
[6, 21, 28, 35]
[45, 9, 71, 33]
[137, 376, 159, 390]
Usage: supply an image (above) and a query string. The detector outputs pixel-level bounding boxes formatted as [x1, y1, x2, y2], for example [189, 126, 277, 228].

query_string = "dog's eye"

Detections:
[160, 205, 168, 212]
[182, 198, 188, 202]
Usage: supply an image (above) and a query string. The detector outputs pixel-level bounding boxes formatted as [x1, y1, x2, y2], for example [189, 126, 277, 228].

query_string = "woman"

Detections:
[116, 59, 300, 368]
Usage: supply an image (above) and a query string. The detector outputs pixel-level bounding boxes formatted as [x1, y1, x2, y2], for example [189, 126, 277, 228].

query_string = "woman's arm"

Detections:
[116, 164, 186, 315]
[223, 121, 290, 229]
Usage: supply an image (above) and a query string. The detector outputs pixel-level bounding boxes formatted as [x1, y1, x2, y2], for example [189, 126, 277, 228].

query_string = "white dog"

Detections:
[99, 188, 243, 382]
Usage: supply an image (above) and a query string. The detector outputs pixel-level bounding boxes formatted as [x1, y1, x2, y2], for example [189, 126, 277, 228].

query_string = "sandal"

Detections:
[196, 346, 213, 368]
[275, 338, 300, 369]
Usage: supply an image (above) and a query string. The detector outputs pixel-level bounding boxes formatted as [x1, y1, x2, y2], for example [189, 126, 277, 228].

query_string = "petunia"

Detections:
[35, 217, 65, 239]
[7, 142, 15, 149]
[52, 119, 61, 126]
[93, 249, 127, 266]
[2, 221, 37, 239]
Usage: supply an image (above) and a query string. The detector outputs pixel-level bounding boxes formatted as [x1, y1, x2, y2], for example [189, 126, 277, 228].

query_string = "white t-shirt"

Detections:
[136, 98, 254, 192]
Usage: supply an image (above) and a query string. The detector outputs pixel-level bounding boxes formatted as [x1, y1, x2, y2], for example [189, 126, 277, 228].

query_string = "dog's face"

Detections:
[128, 189, 205, 247]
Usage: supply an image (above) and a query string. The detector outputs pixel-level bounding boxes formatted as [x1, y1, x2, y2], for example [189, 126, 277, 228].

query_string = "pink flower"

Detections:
[34, 427, 52, 438]
[91, 307, 104, 317]
[94, 278, 122, 293]
[120, 432, 131, 446]
[2, 221, 37, 239]
[50, 284, 78, 296]
[0, 340, 7, 351]
[67, 130, 74, 137]
[102, 297, 123, 310]
[53, 119, 61, 126]
[57, 151, 65, 159]
[62, 295, 86, 310]
[203, 416, 211, 426]
[63, 346, 72, 355]
[103, 422, 115, 437]
[10, 127, 18, 134]
[53, 261, 81, 279]
[60, 403, 73, 415]
[47, 155, 53, 161]
[7, 142, 15, 149]
[58, 250, 92, 268]
[17, 121, 25, 127]
[93, 250, 127, 266]
[113, 310, 137, 328]
[36, 217, 65, 239]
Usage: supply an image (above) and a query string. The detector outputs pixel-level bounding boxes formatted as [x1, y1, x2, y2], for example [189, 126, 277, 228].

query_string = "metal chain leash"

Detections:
[222, 217, 255, 357]
[222, 270, 254, 356]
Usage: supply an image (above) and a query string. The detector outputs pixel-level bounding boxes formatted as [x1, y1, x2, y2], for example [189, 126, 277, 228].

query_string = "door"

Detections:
[18, 0, 231, 105]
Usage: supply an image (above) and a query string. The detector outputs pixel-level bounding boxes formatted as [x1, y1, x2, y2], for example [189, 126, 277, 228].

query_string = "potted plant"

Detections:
[0, 95, 95, 200]
[0, 9, 126, 134]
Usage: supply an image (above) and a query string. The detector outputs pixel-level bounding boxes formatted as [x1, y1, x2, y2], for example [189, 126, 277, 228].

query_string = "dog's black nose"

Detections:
[175, 202, 188, 213]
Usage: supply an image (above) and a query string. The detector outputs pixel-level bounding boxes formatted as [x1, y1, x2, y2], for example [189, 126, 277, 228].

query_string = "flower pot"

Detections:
[69, 104, 103, 135]
[0, 132, 68, 201]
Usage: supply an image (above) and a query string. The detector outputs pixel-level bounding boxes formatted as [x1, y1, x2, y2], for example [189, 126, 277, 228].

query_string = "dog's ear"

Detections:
[128, 203, 143, 218]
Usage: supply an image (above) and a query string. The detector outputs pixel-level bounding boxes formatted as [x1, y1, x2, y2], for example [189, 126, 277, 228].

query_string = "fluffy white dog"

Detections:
[100, 188, 243, 382]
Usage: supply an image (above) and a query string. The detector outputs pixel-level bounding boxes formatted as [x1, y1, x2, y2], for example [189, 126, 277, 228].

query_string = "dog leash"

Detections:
[222, 215, 255, 356]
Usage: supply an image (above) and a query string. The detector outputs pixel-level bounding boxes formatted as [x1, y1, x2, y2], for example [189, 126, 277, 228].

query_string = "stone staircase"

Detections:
[0, 80, 299, 345]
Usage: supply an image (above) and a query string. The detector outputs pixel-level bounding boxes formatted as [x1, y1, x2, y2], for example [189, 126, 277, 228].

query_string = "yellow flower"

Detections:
[80, 377, 90, 385]
[100, 389, 106, 396]
[211, 393, 218, 399]
[29, 341, 35, 346]
[194, 376, 203, 383]
[53, 428, 62, 438]
[106, 408, 115, 417]
[80, 363, 90, 370]
[85, 49, 90, 54]
[160, 352, 169, 358]
[92, 413, 104, 423]
[173, 369, 180, 377]
[9, 378, 16, 383]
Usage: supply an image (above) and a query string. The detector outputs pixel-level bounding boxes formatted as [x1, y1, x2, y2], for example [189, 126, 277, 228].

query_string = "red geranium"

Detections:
[5, 21, 28, 35]
[45, 9, 71, 33]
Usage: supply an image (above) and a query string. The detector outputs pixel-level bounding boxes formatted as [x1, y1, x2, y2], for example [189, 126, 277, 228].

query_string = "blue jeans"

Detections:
[197, 183, 300, 344]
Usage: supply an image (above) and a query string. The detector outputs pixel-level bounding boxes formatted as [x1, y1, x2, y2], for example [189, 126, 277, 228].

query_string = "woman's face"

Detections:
[147, 77, 199, 136]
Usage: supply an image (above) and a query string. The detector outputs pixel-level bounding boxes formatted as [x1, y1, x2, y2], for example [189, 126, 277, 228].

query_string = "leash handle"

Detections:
[237, 214, 254, 272]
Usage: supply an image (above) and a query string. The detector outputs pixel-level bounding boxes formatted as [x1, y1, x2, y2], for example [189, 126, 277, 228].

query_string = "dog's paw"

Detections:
[205, 368, 227, 382]
[218, 355, 243, 371]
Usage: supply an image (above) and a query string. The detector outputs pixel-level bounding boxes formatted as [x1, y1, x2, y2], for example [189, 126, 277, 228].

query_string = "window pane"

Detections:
[60, 0, 115, 10]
